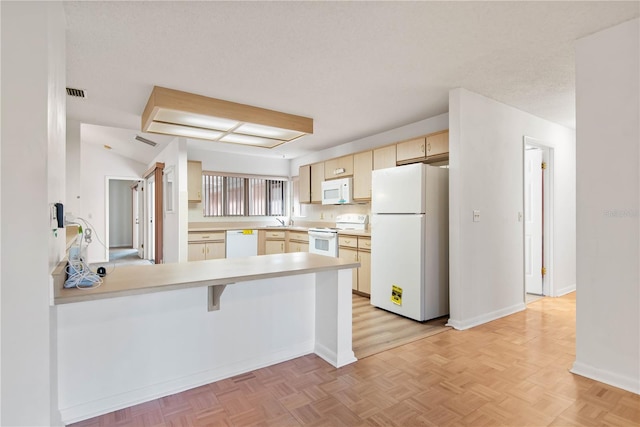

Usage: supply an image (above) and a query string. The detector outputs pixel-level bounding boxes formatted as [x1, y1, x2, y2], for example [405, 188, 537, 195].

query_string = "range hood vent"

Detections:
[66, 87, 86, 98]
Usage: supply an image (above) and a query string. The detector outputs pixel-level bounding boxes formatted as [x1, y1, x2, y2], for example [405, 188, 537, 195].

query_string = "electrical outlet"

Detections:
[473, 210, 480, 222]
[320, 212, 324, 220]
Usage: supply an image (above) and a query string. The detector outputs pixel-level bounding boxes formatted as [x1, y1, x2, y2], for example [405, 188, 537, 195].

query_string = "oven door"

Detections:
[308, 231, 338, 257]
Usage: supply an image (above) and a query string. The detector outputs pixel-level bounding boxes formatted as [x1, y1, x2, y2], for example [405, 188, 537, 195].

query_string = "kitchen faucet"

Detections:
[275, 218, 286, 227]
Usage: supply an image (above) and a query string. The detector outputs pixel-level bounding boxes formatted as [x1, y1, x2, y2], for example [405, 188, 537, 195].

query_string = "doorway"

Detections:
[105, 177, 141, 262]
[523, 136, 554, 299]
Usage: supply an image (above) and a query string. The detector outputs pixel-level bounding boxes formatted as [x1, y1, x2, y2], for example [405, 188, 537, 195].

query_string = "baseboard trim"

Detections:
[553, 283, 576, 297]
[571, 361, 640, 395]
[60, 341, 315, 425]
[446, 302, 526, 331]
[314, 342, 357, 368]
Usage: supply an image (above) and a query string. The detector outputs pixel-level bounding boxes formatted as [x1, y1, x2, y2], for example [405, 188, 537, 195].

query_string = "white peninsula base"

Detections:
[55, 254, 357, 424]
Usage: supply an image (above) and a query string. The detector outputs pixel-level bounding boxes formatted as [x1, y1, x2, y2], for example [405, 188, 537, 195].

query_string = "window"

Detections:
[203, 172, 287, 217]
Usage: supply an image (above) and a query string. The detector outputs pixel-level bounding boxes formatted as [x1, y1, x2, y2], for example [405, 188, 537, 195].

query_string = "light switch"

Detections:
[473, 210, 480, 222]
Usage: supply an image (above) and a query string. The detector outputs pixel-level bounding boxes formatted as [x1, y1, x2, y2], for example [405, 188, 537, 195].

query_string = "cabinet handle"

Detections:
[281, 243, 284, 251]
[421, 144, 425, 153]
[197, 191, 201, 199]
[344, 239, 351, 244]
[206, 247, 210, 254]
[427, 142, 431, 153]
[202, 247, 205, 254]
[202, 235, 210, 239]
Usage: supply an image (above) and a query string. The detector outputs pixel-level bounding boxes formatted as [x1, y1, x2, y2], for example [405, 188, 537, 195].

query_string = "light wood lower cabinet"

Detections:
[187, 231, 225, 261]
[263, 230, 286, 254]
[338, 235, 371, 296]
[287, 231, 309, 253]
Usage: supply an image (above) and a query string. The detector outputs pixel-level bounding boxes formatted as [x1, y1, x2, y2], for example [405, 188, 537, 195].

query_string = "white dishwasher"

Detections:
[225, 230, 258, 258]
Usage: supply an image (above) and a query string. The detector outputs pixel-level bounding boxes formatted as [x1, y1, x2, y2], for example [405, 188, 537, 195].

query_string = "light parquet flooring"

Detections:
[70, 293, 640, 427]
[352, 294, 450, 359]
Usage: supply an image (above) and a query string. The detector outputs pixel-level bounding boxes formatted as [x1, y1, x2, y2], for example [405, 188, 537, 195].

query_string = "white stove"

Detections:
[308, 214, 368, 257]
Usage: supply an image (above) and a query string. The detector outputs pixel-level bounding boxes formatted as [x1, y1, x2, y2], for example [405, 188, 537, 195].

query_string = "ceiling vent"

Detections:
[66, 87, 86, 98]
[135, 135, 157, 147]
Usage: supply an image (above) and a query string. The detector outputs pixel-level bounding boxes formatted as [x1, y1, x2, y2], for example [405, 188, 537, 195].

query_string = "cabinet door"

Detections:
[396, 137, 426, 163]
[426, 131, 449, 159]
[324, 155, 354, 179]
[298, 165, 311, 204]
[205, 241, 226, 260]
[339, 247, 359, 290]
[265, 240, 285, 254]
[187, 160, 202, 202]
[287, 242, 309, 253]
[373, 145, 397, 170]
[188, 242, 206, 261]
[358, 250, 371, 296]
[310, 162, 324, 203]
[353, 151, 373, 200]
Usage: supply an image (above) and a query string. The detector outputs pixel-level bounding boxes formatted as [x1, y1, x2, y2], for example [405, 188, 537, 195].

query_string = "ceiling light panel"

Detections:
[219, 133, 283, 148]
[147, 122, 224, 141]
[142, 86, 313, 149]
[154, 108, 238, 132]
[234, 123, 305, 141]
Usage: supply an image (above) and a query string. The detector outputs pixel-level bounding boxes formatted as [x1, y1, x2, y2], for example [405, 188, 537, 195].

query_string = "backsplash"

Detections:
[295, 202, 371, 225]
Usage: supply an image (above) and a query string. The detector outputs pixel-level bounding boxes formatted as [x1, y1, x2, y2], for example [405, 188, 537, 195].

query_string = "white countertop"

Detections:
[54, 252, 360, 305]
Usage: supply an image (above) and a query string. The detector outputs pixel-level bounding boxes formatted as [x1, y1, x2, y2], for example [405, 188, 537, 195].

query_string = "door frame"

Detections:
[522, 136, 554, 298]
[104, 176, 141, 261]
[143, 162, 164, 264]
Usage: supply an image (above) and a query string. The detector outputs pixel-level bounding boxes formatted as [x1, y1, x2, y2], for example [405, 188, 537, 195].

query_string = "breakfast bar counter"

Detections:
[55, 253, 359, 424]
[54, 252, 358, 305]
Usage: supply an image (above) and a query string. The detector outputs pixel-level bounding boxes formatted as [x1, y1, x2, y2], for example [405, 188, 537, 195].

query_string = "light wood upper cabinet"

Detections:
[298, 164, 311, 204]
[373, 145, 397, 170]
[426, 130, 449, 160]
[187, 160, 202, 202]
[310, 162, 324, 203]
[396, 137, 427, 164]
[324, 155, 353, 180]
[353, 151, 373, 200]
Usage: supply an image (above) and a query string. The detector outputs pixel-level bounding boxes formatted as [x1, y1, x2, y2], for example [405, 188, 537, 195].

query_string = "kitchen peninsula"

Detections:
[54, 253, 358, 424]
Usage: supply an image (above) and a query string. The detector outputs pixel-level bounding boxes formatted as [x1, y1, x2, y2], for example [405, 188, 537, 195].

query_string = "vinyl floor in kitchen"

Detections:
[69, 292, 640, 427]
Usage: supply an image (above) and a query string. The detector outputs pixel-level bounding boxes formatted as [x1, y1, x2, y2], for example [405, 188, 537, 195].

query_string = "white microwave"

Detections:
[321, 177, 353, 205]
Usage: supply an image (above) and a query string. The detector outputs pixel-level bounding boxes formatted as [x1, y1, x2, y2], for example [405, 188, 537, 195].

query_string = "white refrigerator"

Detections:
[370, 163, 449, 321]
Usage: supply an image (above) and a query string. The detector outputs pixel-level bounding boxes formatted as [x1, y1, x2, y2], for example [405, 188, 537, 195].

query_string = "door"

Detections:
[132, 181, 144, 258]
[372, 163, 425, 214]
[524, 147, 543, 295]
[146, 175, 155, 262]
[370, 213, 425, 320]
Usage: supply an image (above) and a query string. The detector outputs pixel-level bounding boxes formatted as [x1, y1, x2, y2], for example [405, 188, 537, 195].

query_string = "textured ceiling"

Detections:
[64, 1, 639, 163]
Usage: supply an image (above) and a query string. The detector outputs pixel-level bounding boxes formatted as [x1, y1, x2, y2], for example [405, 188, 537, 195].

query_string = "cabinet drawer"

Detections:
[288, 231, 309, 242]
[338, 235, 358, 248]
[265, 230, 286, 239]
[358, 237, 371, 251]
[188, 231, 225, 242]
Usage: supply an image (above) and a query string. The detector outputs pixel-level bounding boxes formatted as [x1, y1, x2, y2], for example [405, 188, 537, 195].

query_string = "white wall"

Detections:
[573, 18, 639, 394]
[149, 138, 188, 263]
[108, 180, 134, 248]
[57, 274, 316, 424]
[80, 142, 146, 262]
[448, 88, 576, 330]
[66, 119, 82, 216]
[0, 2, 65, 425]
[187, 148, 290, 224]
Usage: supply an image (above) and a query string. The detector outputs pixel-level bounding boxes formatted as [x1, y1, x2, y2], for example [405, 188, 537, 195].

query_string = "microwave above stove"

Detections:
[321, 177, 353, 205]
